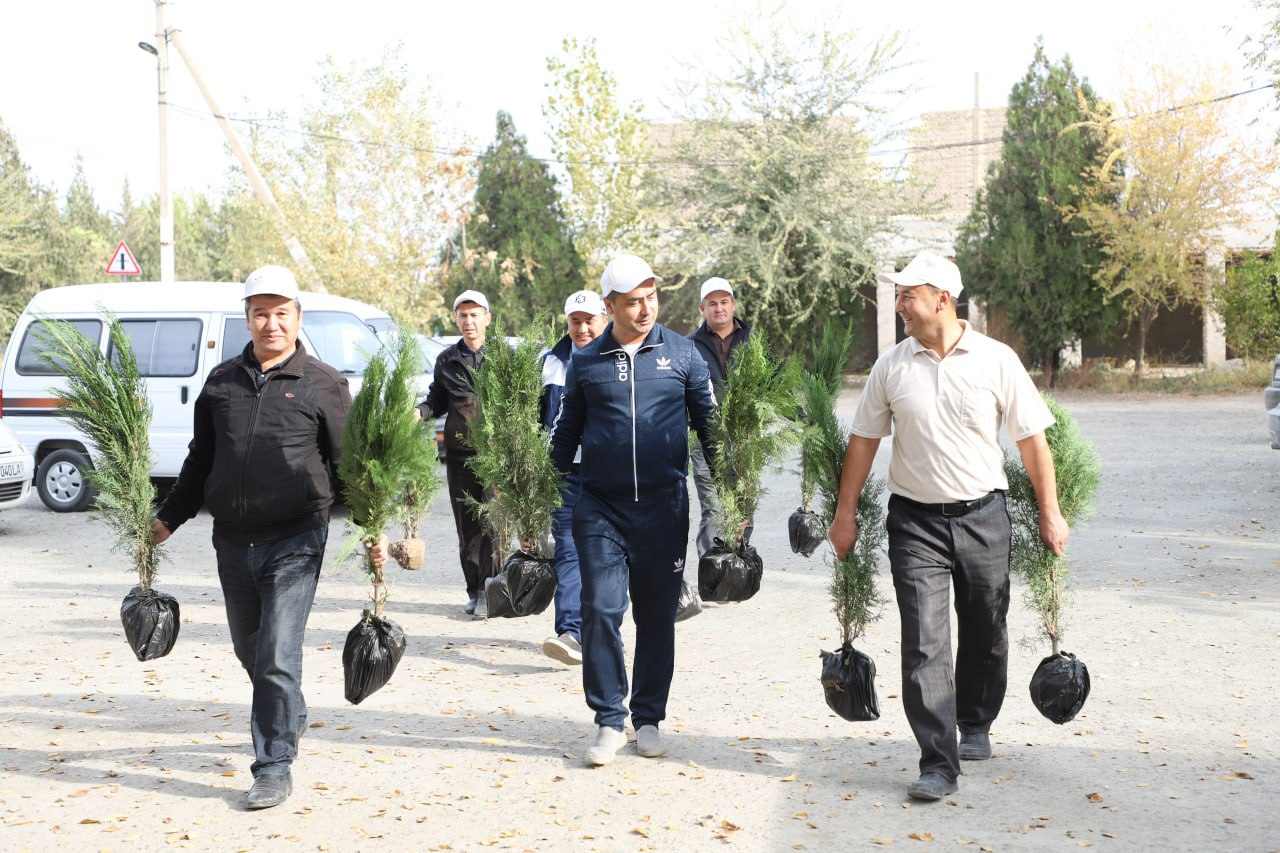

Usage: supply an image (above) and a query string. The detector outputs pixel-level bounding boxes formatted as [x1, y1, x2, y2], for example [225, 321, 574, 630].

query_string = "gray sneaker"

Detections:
[464, 597, 478, 615]
[543, 633, 583, 665]
[907, 772, 957, 801]
[959, 731, 992, 760]
[635, 725, 666, 758]
[474, 583, 489, 620]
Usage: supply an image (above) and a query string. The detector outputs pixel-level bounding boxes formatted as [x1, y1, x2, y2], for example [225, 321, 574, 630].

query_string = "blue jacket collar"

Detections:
[599, 323, 666, 355]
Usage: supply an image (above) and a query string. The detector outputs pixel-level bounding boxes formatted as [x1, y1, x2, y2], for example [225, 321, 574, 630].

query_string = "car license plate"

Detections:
[0, 461, 25, 478]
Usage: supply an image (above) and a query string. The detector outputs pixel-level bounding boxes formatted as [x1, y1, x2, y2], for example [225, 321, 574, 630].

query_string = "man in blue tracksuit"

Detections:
[539, 289, 609, 666]
[549, 254, 717, 766]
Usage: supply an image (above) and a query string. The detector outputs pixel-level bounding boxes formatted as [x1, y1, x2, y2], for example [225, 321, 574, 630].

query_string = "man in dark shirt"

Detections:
[418, 290, 496, 618]
[687, 277, 753, 556]
[153, 265, 386, 810]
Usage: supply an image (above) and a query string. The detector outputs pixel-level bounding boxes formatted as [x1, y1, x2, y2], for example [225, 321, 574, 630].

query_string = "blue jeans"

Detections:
[213, 526, 326, 777]
[573, 483, 688, 731]
[551, 468, 584, 642]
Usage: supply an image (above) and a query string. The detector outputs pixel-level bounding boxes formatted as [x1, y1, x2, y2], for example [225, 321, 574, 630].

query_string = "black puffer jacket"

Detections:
[156, 342, 350, 545]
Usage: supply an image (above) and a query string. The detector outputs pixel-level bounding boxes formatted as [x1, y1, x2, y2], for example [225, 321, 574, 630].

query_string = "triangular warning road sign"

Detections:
[105, 241, 142, 276]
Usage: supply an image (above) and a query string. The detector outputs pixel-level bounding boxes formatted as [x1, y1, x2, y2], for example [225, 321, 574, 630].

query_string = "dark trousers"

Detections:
[446, 455, 497, 598]
[887, 493, 1011, 783]
[550, 467, 584, 641]
[212, 526, 326, 778]
[573, 483, 688, 731]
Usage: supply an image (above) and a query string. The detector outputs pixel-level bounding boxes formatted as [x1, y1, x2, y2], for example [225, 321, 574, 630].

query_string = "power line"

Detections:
[167, 80, 1280, 170]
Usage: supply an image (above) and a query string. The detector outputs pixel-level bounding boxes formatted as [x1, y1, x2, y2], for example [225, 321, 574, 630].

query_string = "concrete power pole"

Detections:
[162, 26, 326, 292]
[155, 0, 175, 283]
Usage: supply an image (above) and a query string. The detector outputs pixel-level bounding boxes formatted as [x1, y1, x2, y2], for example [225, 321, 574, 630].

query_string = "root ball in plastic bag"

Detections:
[343, 611, 406, 705]
[1029, 650, 1091, 724]
[120, 586, 181, 662]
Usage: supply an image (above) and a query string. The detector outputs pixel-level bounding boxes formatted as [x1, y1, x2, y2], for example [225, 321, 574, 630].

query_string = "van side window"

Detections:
[222, 317, 250, 362]
[113, 319, 202, 377]
[14, 319, 104, 375]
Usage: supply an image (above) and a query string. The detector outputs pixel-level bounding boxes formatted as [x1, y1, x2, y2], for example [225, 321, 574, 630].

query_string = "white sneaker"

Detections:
[635, 725, 666, 758]
[584, 726, 627, 766]
[543, 633, 583, 665]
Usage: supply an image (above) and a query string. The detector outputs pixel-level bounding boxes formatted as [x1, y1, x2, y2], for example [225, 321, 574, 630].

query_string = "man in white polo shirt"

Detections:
[827, 251, 1069, 802]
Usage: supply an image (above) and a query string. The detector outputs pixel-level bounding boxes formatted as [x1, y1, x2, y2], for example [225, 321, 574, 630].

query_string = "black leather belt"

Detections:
[896, 491, 1000, 517]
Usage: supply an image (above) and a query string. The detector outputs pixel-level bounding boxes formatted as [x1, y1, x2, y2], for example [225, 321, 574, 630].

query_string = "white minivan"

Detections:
[0, 281, 390, 512]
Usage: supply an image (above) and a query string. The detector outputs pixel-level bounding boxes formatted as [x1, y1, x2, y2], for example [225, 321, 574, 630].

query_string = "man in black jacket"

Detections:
[417, 289, 496, 618]
[153, 265, 386, 810]
[549, 254, 717, 766]
[687, 277, 753, 557]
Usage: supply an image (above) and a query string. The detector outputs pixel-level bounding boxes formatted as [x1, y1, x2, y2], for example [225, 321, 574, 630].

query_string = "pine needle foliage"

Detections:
[800, 323, 885, 645]
[709, 334, 799, 549]
[1004, 393, 1101, 654]
[397, 434, 441, 540]
[338, 327, 424, 614]
[466, 321, 563, 551]
[34, 315, 163, 588]
[799, 321, 855, 509]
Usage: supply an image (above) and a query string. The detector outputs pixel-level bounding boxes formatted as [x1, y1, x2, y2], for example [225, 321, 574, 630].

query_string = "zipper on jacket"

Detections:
[238, 364, 266, 518]
[627, 351, 638, 502]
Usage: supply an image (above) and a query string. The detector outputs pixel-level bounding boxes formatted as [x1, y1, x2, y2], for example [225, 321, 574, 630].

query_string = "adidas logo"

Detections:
[673, 557, 685, 572]
[656, 356, 672, 370]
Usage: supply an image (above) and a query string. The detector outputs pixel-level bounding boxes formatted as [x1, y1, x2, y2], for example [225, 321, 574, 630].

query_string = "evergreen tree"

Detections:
[954, 41, 1115, 385]
[452, 111, 583, 329]
[0, 122, 60, 337]
[60, 159, 115, 284]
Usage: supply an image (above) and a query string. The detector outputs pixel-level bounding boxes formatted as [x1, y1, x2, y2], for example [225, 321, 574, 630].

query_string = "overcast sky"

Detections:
[3, 0, 1275, 205]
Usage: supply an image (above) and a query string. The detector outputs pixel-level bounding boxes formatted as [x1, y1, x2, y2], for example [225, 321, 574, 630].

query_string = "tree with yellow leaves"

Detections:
[1070, 54, 1276, 377]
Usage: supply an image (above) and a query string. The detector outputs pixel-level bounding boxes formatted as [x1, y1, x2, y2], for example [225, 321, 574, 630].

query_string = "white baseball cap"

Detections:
[563, 290, 606, 316]
[243, 265, 300, 300]
[600, 254, 662, 297]
[699, 277, 734, 301]
[877, 252, 963, 299]
[452, 289, 490, 312]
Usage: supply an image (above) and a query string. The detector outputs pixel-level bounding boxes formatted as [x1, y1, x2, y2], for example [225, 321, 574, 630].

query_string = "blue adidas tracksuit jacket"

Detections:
[549, 323, 717, 499]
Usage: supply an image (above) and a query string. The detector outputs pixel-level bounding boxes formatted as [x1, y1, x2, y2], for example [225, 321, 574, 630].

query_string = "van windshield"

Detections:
[300, 311, 381, 374]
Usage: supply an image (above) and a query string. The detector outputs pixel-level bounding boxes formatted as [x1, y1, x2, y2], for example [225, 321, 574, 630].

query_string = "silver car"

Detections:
[0, 420, 34, 510]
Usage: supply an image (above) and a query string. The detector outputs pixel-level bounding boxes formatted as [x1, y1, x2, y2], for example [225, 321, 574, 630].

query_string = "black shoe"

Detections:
[246, 772, 293, 810]
[907, 772, 957, 801]
[959, 731, 991, 760]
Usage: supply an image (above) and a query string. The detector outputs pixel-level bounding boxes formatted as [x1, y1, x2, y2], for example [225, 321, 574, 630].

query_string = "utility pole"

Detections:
[165, 27, 326, 292]
[154, 0, 175, 283]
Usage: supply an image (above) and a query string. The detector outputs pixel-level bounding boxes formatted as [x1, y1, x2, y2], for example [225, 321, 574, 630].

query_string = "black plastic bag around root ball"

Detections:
[485, 551, 557, 618]
[1029, 650, 1091, 724]
[342, 611, 406, 705]
[120, 586, 181, 662]
[819, 642, 880, 722]
[788, 508, 826, 558]
[675, 579, 703, 622]
[698, 537, 764, 602]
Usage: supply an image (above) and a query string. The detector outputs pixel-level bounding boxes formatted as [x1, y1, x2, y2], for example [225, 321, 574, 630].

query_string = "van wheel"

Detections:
[36, 449, 97, 513]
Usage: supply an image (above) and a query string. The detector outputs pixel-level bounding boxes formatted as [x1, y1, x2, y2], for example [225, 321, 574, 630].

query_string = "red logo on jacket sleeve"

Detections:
[284, 392, 295, 398]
